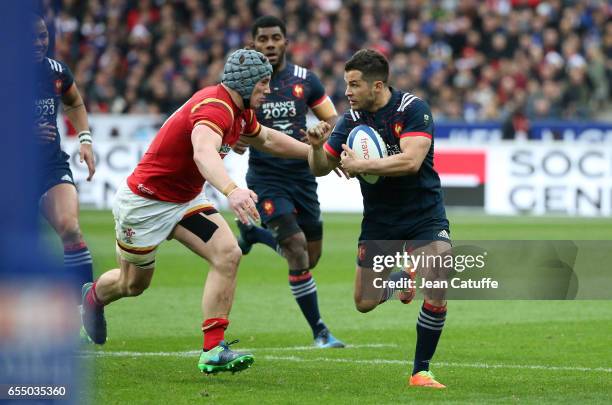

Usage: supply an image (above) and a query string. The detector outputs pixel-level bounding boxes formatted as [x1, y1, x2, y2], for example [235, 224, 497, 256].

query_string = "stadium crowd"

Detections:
[46, 0, 611, 122]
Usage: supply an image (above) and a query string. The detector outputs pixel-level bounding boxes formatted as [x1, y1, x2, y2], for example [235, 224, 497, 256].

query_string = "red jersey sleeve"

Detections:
[241, 109, 261, 137]
[189, 98, 235, 137]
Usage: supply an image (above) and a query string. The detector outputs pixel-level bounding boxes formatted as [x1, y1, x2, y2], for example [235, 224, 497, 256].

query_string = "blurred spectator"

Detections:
[49, 0, 610, 122]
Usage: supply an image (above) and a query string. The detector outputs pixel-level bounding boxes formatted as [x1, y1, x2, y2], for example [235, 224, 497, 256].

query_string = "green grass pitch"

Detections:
[66, 211, 612, 404]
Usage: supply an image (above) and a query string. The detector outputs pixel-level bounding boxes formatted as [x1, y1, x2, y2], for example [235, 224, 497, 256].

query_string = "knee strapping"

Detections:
[267, 214, 302, 242]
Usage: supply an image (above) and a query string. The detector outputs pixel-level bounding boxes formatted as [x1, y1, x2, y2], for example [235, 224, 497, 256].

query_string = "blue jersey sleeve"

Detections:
[57, 60, 74, 95]
[323, 115, 348, 159]
[399, 99, 434, 140]
[306, 71, 327, 108]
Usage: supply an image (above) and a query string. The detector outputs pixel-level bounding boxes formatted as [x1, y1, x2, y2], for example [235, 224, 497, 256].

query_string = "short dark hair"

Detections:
[252, 15, 286, 38]
[344, 49, 389, 84]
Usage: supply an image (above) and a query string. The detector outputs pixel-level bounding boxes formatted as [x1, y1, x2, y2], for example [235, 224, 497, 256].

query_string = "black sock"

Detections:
[289, 269, 326, 337]
[64, 244, 94, 300]
[247, 226, 280, 253]
[380, 270, 411, 303]
[413, 303, 446, 375]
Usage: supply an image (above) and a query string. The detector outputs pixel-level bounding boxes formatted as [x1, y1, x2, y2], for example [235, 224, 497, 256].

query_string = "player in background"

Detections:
[34, 15, 96, 300]
[80, 49, 327, 374]
[307, 49, 451, 388]
[234, 16, 344, 348]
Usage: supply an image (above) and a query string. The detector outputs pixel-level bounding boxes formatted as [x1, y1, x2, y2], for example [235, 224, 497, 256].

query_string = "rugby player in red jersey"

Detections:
[80, 49, 324, 374]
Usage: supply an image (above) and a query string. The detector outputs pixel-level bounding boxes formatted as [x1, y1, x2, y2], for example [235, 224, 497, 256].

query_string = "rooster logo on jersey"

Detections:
[292, 84, 304, 99]
[393, 123, 403, 138]
[262, 199, 275, 216]
[55, 79, 63, 95]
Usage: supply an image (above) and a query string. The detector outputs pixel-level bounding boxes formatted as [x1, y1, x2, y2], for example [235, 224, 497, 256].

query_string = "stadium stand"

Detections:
[42, 0, 610, 123]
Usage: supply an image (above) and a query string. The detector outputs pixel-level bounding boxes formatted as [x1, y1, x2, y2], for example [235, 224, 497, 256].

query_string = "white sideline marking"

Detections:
[79, 343, 397, 358]
[81, 346, 612, 373]
[262, 356, 612, 373]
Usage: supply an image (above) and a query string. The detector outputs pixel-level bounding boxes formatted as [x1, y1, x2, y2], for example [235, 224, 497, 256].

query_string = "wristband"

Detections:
[78, 130, 92, 144]
[222, 182, 238, 196]
[226, 187, 239, 198]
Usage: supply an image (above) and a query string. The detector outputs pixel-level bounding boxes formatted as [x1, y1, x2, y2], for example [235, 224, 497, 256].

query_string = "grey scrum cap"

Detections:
[221, 49, 272, 101]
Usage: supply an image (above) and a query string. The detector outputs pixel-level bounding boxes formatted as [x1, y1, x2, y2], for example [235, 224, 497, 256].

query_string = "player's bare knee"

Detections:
[116, 275, 148, 297]
[353, 290, 377, 312]
[279, 233, 307, 260]
[354, 298, 376, 313]
[226, 245, 242, 270]
[58, 219, 82, 243]
[125, 279, 150, 297]
[212, 243, 242, 272]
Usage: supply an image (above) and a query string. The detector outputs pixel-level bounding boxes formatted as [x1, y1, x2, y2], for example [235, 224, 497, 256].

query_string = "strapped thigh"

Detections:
[177, 211, 219, 244]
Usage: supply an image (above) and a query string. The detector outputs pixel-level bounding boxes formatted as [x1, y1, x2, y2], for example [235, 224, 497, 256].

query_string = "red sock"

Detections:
[423, 301, 447, 313]
[86, 281, 104, 308]
[202, 318, 229, 351]
[64, 241, 87, 252]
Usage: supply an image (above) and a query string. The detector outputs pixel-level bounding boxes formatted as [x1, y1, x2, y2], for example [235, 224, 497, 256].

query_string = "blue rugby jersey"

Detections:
[325, 89, 447, 226]
[248, 63, 327, 180]
[35, 57, 74, 166]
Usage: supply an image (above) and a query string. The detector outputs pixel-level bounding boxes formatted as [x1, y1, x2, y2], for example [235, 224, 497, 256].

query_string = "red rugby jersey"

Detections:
[127, 84, 261, 203]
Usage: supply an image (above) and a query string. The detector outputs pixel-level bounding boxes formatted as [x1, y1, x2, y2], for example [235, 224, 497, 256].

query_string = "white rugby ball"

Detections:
[347, 124, 387, 184]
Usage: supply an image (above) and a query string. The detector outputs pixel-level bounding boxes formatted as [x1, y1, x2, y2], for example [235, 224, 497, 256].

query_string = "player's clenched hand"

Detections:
[36, 123, 56, 143]
[301, 127, 346, 176]
[339, 144, 364, 177]
[228, 188, 260, 224]
[232, 138, 249, 155]
[79, 143, 96, 181]
[301, 121, 331, 149]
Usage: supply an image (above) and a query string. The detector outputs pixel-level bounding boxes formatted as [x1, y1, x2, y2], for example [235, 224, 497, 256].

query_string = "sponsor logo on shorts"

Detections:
[61, 174, 73, 183]
[123, 227, 135, 244]
[263, 199, 275, 216]
[437, 230, 450, 239]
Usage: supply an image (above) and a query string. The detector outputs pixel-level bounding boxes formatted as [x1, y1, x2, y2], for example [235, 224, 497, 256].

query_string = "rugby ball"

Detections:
[347, 125, 387, 184]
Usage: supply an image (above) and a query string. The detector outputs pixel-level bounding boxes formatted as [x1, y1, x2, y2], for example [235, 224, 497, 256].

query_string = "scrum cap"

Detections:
[221, 49, 272, 102]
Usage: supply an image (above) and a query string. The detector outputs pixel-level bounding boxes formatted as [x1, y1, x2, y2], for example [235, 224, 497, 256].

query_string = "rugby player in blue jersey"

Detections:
[234, 16, 345, 348]
[34, 15, 96, 300]
[308, 49, 451, 388]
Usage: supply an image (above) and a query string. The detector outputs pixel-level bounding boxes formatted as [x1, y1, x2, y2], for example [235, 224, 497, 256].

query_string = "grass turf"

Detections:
[61, 211, 612, 404]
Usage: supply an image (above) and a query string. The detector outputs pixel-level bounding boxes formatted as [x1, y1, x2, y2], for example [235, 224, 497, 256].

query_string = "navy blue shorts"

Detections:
[39, 163, 75, 197]
[357, 216, 451, 268]
[247, 178, 321, 229]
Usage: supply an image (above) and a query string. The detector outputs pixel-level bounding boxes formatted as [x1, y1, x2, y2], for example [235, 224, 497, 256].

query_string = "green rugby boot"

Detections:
[198, 340, 254, 374]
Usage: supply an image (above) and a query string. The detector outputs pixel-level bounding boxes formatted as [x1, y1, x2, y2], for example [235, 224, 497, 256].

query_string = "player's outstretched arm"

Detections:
[304, 122, 339, 177]
[341, 136, 430, 177]
[241, 125, 310, 160]
[62, 83, 95, 180]
[191, 125, 259, 224]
